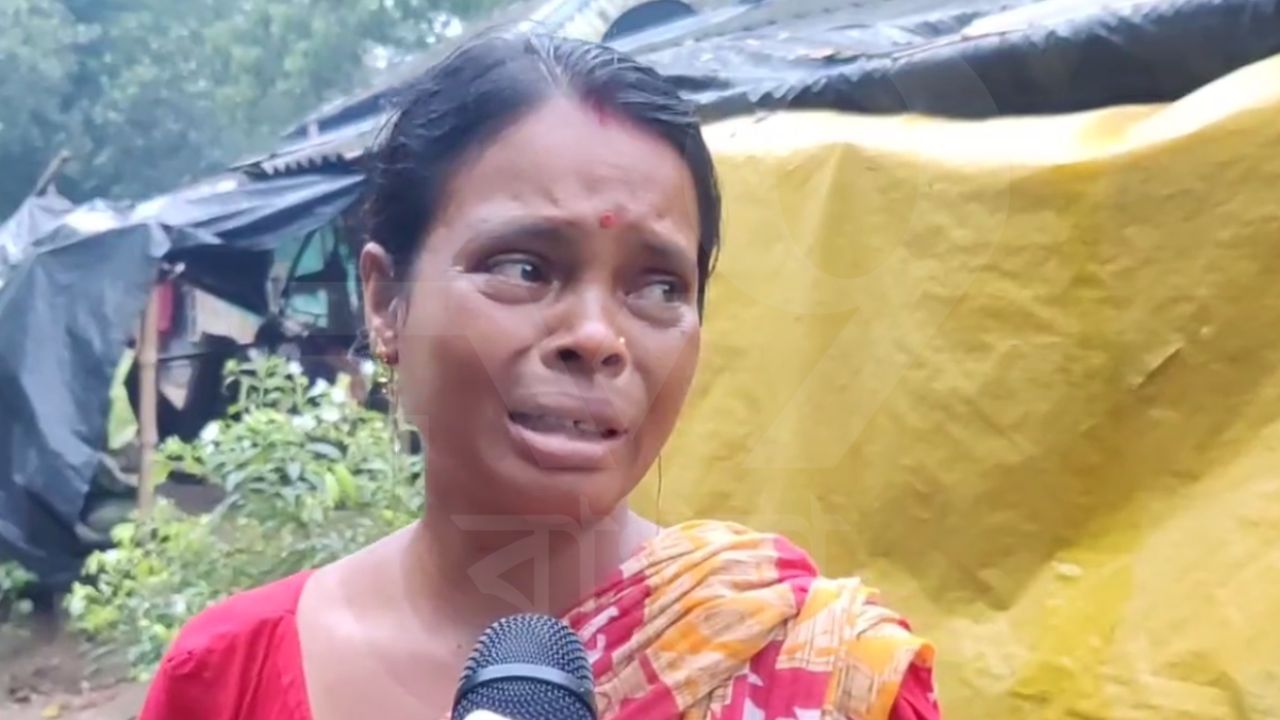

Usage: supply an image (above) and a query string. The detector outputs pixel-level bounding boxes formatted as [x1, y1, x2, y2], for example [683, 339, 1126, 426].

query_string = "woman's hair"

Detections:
[363, 32, 722, 311]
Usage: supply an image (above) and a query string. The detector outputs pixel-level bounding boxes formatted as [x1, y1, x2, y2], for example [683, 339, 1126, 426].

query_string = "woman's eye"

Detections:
[634, 278, 684, 304]
[487, 257, 545, 284]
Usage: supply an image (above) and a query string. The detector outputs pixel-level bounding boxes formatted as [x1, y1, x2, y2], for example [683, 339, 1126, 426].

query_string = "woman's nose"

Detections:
[542, 296, 629, 377]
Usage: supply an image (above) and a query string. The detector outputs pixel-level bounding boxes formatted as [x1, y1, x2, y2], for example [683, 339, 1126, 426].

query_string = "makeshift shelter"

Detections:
[0, 172, 361, 585]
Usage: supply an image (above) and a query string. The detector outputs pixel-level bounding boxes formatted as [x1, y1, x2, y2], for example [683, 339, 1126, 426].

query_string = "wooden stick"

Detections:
[137, 285, 160, 517]
[32, 150, 71, 196]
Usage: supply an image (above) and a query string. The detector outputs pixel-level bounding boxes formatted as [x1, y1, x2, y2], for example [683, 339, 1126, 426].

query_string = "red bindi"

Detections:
[598, 211, 618, 230]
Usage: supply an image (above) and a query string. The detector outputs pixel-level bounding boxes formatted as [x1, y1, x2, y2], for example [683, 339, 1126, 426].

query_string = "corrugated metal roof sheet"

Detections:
[246, 120, 384, 177]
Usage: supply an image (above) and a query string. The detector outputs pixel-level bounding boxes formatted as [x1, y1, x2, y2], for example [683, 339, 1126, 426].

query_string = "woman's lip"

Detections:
[505, 415, 625, 471]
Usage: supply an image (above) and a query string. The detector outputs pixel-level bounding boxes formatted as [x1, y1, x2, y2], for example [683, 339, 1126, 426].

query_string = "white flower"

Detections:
[329, 383, 349, 404]
[287, 360, 304, 376]
[198, 423, 220, 443]
[291, 414, 318, 432]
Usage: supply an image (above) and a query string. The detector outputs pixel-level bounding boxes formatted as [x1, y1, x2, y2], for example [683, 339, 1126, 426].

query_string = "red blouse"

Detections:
[139, 572, 939, 720]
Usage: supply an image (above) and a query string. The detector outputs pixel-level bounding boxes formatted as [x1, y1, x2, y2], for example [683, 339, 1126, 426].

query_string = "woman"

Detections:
[140, 33, 940, 720]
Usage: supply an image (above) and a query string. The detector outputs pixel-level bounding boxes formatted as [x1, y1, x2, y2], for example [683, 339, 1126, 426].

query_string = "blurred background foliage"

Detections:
[0, 0, 505, 217]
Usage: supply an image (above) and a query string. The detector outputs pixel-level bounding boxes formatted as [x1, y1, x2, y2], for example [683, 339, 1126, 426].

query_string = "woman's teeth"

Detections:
[510, 412, 616, 439]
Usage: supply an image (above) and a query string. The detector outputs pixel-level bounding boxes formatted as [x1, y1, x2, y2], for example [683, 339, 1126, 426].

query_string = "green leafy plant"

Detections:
[66, 355, 423, 678]
[0, 560, 36, 621]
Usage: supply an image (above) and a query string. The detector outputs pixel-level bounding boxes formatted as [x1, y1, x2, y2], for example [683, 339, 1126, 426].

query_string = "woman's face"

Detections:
[362, 98, 703, 521]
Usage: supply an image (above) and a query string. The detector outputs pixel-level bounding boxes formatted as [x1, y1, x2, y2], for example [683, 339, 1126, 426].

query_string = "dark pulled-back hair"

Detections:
[363, 32, 722, 311]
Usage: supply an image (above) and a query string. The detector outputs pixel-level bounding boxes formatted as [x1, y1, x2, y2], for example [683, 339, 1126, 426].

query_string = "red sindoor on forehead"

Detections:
[598, 211, 618, 229]
[588, 97, 617, 126]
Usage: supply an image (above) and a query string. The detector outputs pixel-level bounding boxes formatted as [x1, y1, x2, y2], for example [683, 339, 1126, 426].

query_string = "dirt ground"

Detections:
[2, 683, 147, 720]
[0, 482, 228, 720]
[1, 620, 146, 720]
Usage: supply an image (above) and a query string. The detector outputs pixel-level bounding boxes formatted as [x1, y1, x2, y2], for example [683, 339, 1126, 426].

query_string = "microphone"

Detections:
[452, 613, 597, 720]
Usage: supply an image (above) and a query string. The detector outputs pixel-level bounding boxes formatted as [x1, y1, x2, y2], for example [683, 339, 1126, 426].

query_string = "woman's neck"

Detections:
[401, 500, 657, 636]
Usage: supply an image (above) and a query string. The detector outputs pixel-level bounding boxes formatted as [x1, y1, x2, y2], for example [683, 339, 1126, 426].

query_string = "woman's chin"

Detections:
[463, 457, 631, 522]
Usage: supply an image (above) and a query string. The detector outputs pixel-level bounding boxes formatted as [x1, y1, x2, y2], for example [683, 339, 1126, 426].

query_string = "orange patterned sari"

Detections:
[564, 521, 938, 719]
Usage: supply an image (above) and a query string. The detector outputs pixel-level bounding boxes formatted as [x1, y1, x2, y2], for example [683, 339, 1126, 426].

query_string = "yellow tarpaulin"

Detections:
[636, 53, 1280, 719]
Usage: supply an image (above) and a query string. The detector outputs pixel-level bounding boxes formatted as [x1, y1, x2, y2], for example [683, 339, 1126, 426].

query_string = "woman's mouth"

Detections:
[508, 411, 621, 440]
[505, 404, 627, 470]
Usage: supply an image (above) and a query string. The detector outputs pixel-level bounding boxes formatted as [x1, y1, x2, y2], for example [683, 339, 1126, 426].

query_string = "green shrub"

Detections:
[0, 560, 36, 620]
[65, 355, 423, 678]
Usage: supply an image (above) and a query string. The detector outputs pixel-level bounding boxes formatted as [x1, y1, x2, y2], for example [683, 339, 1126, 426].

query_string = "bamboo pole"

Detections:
[137, 285, 160, 517]
[32, 150, 71, 196]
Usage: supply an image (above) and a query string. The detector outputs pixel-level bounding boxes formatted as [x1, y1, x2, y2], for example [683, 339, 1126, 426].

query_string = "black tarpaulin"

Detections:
[137, 171, 364, 312]
[0, 225, 165, 587]
[0, 192, 77, 268]
[0, 171, 362, 586]
[631, 0, 1280, 120]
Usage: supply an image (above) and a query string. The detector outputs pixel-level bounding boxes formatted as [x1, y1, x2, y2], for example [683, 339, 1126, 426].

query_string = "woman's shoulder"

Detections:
[139, 571, 314, 720]
[644, 521, 939, 716]
[165, 570, 314, 662]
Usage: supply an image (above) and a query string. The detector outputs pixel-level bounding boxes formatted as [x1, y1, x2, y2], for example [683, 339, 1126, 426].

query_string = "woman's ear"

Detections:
[359, 243, 401, 363]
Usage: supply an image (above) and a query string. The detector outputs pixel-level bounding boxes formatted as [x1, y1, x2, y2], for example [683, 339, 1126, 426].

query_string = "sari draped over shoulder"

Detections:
[564, 521, 936, 720]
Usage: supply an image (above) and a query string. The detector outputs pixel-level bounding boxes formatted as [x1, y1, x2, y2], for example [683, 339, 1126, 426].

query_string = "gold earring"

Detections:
[371, 341, 405, 459]
[372, 343, 393, 388]
[374, 340, 397, 367]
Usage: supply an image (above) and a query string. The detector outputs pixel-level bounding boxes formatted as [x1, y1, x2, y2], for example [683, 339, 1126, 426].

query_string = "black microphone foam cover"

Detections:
[453, 613, 597, 720]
